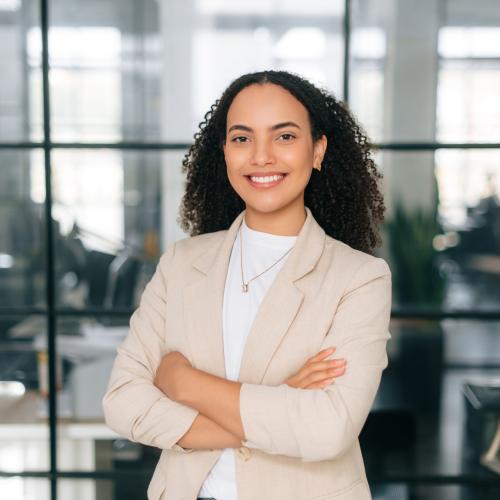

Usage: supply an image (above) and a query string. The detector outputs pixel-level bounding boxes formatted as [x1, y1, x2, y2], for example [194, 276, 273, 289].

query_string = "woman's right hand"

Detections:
[284, 347, 347, 389]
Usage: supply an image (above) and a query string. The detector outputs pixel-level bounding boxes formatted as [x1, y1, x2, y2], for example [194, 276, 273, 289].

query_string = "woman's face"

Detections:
[223, 83, 327, 219]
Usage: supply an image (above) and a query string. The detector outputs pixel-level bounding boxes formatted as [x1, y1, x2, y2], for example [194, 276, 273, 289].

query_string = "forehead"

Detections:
[226, 83, 309, 127]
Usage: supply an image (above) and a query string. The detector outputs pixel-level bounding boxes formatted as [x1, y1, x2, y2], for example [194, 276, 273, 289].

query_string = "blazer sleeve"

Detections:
[239, 257, 392, 463]
[102, 242, 198, 453]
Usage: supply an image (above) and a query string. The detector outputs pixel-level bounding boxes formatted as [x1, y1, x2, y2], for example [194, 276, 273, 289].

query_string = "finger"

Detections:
[294, 359, 346, 385]
[315, 347, 336, 359]
[314, 359, 346, 369]
[304, 359, 346, 376]
[295, 365, 345, 389]
[301, 366, 346, 386]
[308, 347, 336, 364]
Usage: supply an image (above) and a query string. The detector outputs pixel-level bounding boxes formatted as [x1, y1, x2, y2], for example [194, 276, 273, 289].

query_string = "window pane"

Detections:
[56, 312, 122, 471]
[0, 315, 49, 472]
[437, 60, 500, 143]
[0, 0, 42, 142]
[350, 0, 440, 142]
[48, 0, 344, 143]
[0, 149, 46, 310]
[0, 478, 49, 500]
[364, 318, 500, 485]
[350, 0, 500, 143]
[378, 150, 500, 312]
[437, 14, 500, 143]
[51, 149, 187, 310]
[55, 315, 160, 474]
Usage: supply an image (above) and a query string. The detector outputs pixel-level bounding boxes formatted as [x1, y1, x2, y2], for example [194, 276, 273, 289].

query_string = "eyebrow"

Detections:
[227, 121, 301, 134]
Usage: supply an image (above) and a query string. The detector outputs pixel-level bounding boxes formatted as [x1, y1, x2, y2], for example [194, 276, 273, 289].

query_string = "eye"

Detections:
[231, 136, 249, 143]
[279, 133, 295, 141]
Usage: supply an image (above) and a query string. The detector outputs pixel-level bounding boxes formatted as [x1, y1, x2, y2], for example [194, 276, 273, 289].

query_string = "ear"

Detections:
[313, 135, 327, 171]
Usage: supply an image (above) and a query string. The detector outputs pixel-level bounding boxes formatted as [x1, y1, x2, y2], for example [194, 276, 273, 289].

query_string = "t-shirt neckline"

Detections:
[240, 216, 297, 249]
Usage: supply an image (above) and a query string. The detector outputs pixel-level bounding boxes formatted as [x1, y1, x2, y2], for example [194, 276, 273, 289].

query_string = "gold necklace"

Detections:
[239, 226, 294, 293]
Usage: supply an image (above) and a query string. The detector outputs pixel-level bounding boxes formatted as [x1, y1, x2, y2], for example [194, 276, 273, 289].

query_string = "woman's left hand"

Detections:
[154, 351, 192, 401]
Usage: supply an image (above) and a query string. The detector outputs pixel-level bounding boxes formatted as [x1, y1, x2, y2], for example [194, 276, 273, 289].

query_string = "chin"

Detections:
[244, 200, 293, 215]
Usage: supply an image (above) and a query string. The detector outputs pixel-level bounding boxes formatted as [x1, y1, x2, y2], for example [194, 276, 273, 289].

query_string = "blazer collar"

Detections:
[192, 205, 325, 282]
[183, 205, 326, 382]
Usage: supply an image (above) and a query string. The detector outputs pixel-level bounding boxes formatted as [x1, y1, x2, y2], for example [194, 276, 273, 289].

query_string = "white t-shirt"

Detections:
[197, 216, 297, 500]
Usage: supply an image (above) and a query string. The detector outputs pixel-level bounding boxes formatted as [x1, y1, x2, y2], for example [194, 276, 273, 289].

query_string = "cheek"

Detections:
[225, 150, 248, 176]
[225, 160, 240, 179]
[282, 144, 313, 167]
[224, 157, 241, 184]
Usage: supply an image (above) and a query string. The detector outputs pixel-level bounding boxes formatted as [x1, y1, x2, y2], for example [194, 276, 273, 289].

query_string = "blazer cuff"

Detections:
[240, 382, 297, 456]
[165, 403, 199, 453]
[172, 444, 195, 453]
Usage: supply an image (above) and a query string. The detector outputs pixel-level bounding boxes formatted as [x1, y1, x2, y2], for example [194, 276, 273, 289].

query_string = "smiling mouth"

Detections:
[245, 173, 288, 188]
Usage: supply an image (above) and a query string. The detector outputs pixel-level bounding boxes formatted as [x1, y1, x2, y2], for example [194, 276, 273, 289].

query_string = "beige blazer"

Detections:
[103, 206, 392, 500]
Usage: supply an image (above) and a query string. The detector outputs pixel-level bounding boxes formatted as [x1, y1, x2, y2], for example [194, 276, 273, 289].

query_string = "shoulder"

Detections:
[175, 229, 227, 255]
[324, 234, 391, 281]
[158, 229, 227, 269]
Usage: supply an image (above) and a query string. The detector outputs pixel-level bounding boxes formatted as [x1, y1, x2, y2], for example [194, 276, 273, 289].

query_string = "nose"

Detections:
[250, 138, 275, 166]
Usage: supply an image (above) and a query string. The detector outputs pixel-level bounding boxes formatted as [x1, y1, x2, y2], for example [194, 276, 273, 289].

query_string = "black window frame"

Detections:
[1, 1, 500, 499]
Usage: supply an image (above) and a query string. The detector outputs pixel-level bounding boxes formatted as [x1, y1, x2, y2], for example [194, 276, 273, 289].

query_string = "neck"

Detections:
[244, 204, 307, 236]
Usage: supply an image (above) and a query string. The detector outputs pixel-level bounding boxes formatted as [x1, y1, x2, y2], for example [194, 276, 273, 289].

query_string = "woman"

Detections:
[103, 70, 392, 500]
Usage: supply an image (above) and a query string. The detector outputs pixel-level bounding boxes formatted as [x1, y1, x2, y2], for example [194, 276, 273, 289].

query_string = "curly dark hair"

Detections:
[178, 70, 385, 254]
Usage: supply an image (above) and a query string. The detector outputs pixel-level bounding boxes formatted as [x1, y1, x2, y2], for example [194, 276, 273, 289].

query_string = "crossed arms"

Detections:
[102, 243, 392, 462]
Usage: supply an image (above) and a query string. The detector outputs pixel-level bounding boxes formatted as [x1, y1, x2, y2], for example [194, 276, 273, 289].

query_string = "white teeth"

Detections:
[249, 174, 284, 183]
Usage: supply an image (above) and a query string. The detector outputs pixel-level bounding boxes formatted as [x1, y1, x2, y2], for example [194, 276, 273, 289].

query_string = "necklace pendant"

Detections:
[242, 283, 249, 293]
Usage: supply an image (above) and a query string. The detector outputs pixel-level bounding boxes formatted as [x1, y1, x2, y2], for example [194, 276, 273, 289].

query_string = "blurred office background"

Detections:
[1, 0, 500, 499]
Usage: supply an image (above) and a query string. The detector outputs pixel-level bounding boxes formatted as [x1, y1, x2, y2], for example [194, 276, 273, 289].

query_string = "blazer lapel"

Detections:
[238, 206, 326, 383]
[183, 210, 245, 378]
[183, 206, 326, 383]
